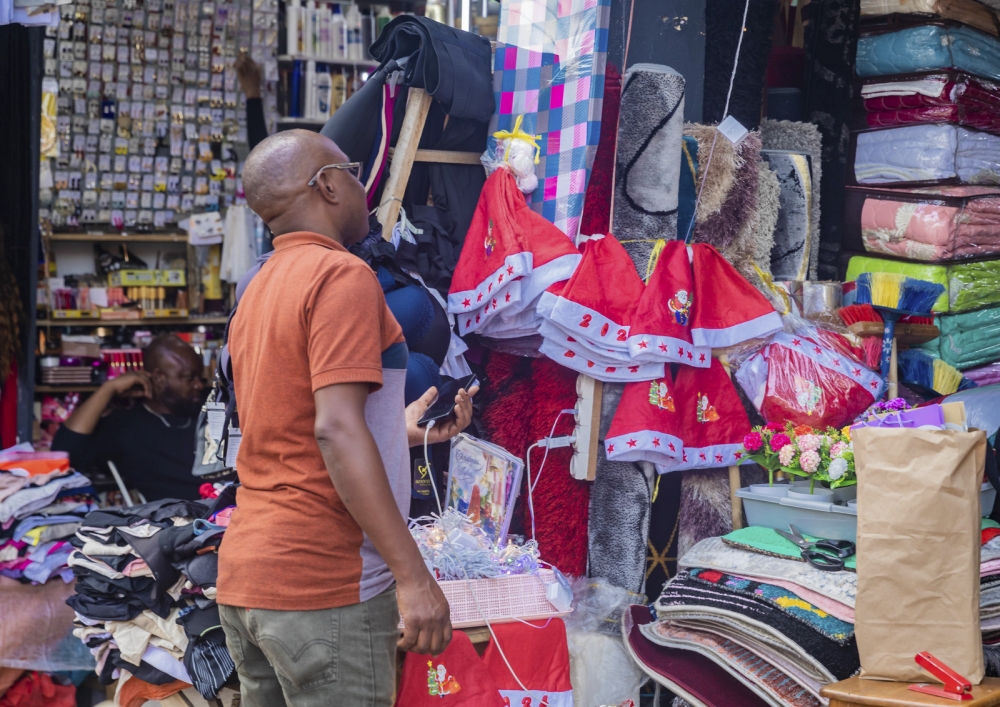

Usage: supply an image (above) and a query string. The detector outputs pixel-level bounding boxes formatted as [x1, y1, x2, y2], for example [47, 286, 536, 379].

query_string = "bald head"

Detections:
[242, 130, 369, 246]
[144, 335, 205, 417]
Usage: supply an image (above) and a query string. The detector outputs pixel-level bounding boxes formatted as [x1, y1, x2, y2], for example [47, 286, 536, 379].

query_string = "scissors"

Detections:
[775, 524, 856, 572]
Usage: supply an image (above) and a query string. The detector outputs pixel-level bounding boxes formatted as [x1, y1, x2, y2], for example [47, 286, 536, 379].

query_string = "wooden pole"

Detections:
[376, 88, 433, 235]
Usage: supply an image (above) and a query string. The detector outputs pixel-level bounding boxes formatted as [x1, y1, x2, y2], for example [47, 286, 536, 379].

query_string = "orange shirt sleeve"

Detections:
[306, 260, 402, 392]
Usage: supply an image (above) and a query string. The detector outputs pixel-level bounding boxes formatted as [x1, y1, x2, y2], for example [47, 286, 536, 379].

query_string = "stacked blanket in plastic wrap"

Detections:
[854, 124, 1000, 185]
[847, 254, 1000, 312]
[856, 24, 1000, 81]
[860, 72, 1000, 135]
[920, 305, 1000, 369]
[852, 185, 1000, 261]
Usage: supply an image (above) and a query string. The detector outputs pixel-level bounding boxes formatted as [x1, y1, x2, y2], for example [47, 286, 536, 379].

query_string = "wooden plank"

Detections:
[848, 321, 939, 346]
[37, 317, 230, 327]
[719, 354, 743, 530]
[388, 147, 483, 165]
[587, 380, 603, 482]
[48, 232, 188, 243]
[377, 88, 433, 236]
[822, 676, 1000, 707]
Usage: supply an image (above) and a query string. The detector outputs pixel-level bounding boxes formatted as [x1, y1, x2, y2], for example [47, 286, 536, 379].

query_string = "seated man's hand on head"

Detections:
[405, 385, 479, 447]
[105, 371, 153, 399]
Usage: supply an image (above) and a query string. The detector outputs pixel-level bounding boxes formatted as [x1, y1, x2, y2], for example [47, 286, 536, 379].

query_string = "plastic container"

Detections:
[331, 5, 345, 60]
[738, 482, 995, 542]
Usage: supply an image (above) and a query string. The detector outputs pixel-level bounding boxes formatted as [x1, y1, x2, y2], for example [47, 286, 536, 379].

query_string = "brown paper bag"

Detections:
[854, 426, 986, 683]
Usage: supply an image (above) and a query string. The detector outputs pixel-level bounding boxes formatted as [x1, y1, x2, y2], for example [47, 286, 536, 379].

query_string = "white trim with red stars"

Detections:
[447, 251, 532, 313]
[539, 338, 665, 383]
[626, 333, 711, 368]
[653, 442, 752, 473]
[691, 310, 783, 349]
[605, 429, 684, 464]
[537, 320, 634, 362]
[456, 278, 524, 335]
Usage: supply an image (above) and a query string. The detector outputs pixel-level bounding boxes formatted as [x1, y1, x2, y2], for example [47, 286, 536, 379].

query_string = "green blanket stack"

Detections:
[919, 305, 1000, 370]
[846, 255, 1000, 313]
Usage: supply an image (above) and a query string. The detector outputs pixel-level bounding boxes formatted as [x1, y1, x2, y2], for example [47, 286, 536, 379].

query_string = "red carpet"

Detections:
[580, 64, 622, 236]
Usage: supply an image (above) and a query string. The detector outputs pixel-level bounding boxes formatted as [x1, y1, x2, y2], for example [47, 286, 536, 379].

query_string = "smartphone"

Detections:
[416, 374, 479, 427]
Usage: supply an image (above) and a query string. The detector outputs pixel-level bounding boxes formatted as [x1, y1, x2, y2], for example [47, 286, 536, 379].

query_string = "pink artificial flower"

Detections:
[778, 444, 797, 467]
[800, 449, 821, 474]
[830, 441, 848, 458]
[797, 434, 821, 453]
[765, 422, 785, 432]
[743, 431, 764, 453]
[770, 433, 791, 453]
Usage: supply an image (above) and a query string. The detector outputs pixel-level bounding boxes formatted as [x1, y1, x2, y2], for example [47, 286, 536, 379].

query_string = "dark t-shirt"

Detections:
[52, 405, 200, 501]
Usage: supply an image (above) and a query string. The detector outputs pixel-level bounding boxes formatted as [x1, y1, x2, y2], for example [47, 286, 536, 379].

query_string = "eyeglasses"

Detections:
[307, 162, 363, 186]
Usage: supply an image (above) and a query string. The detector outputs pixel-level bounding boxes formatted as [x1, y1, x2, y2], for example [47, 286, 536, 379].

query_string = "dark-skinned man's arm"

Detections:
[314, 382, 452, 655]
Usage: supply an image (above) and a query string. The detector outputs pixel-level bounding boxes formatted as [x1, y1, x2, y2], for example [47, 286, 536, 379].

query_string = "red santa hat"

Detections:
[653, 358, 752, 473]
[448, 169, 531, 317]
[536, 234, 644, 351]
[482, 619, 574, 707]
[395, 632, 506, 707]
[605, 372, 684, 464]
[626, 240, 711, 368]
[537, 319, 633, 363]
[539, 338, 665, 383]
[448, 168, 581, 336]
[688, 243, 783, 348]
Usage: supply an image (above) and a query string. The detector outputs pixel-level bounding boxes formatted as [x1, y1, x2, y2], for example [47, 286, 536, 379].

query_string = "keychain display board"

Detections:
[38, 0, 277, 230]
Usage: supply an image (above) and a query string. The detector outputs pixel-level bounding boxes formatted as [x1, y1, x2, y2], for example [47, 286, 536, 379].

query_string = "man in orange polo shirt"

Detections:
[218, 130, 473, 706]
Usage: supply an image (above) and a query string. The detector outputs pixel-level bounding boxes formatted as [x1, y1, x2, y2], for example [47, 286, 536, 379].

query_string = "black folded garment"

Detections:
[83, 498, 210, 527]
[89, 553, 139, 572]
[66, 592, 149, 623]
[184, 628, 235, 700]
[69, 567, 174, 618]
[369, 15, 493, 123]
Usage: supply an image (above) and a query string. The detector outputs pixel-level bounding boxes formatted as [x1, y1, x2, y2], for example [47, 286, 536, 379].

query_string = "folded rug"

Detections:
[680, 537, 858, 607]
[687, 568, 855, 645]
[655, 574, 861, 681]
[623, 604, 769, 707]
[721, 526, 857, 571]
[641, 620, 822, 707]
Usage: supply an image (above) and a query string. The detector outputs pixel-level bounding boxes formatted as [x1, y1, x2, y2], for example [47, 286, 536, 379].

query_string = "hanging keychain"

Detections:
[491, 114, 542, 194]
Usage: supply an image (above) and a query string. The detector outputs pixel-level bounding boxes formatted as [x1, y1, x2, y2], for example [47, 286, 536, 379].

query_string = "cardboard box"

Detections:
[107, 269, 187, 287]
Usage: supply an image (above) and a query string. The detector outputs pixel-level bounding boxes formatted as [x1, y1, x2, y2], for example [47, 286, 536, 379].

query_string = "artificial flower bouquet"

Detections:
[741, 422, 856, 491]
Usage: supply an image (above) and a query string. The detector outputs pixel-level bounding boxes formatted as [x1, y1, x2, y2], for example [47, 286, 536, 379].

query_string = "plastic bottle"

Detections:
[318, 4, 332, 59]
[286, 0, 301, 55]
[289, 60, 303, 117]
[346, 4, 362, 61]
[305, 59, 317, 118]
[316, 65, 332, 119]
[376, 5, 391, 37]
[303, 0, 317, 57]
[331, 70, 346, 110]
[331, 4, 345, 61]
[425, 0, 446, 24]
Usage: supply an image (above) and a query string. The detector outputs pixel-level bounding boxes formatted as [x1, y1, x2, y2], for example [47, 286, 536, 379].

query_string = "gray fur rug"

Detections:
[613, 64, 685, 273]
[760, 119, 823, 280]
[678, 465, 766, 559]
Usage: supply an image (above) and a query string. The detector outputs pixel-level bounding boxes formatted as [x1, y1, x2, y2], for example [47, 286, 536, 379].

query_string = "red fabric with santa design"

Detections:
[394, 631, 506, 707]
[605, 371, 684, 464]
[688, 244, 782, 349]
[653, 358, 752, 473]
[536, 234, 644, 352]
[627, 241, 710, 367]
[482, 619, 574, 707]
[447, 168, 580, 335]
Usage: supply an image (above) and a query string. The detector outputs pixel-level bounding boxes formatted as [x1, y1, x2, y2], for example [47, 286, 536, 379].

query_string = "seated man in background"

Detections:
[52, 334, 207, 501]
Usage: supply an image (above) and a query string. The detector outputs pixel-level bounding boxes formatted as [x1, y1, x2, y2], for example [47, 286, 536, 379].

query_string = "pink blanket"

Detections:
[861, 185, 1000, 262]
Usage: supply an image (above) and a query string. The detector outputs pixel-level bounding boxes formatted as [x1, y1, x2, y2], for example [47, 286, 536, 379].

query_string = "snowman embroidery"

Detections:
[668, 290, 691, 326]
[648, 381, 675, 412]
[484, 218, 496, 258]
[696, 393, 719, 423]
[793, 375, 822, 415]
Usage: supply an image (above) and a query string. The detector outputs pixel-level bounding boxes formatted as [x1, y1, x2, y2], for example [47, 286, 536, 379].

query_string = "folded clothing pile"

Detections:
[847, 185, 1000, 261]
[920, 305, 1000, 368]
[846, 254, 1000, 313]
[66, 489, 237, 703]
[0, 454, 97, 585]
[852, 123, 1000, 186]
[860, 72, 1000, 135]
[860, 0, 1000, 37]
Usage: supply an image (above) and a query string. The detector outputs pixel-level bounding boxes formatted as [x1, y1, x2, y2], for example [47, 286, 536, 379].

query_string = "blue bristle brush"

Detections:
[854, 272, 945, 381]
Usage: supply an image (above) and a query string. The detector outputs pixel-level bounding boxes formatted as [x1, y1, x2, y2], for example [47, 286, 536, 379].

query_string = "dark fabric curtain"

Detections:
[0, 25, 42, 442]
